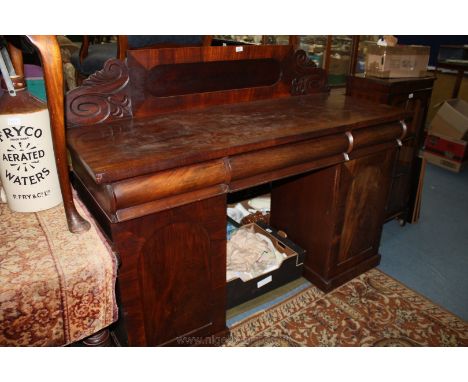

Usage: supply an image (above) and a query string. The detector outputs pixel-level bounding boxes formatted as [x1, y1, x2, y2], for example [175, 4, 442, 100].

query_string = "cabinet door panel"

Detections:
[113, 195, 227, 346]
[139, 222, 212, 345]
[331, 149, 395, 274]
[271, 148, 395, 291]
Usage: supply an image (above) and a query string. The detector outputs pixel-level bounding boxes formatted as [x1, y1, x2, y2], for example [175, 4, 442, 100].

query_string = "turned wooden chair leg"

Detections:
[24, 35, 90, 233]
[82, 329, 112, 346]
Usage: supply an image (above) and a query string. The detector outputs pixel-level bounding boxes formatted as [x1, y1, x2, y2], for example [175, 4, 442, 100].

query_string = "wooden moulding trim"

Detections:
[229, 134, 349, 181]
[348, 141, 398, 161]
[229, 154, 345, 192]
[115, 184, 228, 222]
[112, 159, 229, 209]
[72, 166, 117, 223]
[70, 152, 117, 214]
[351, 122, 404, 151]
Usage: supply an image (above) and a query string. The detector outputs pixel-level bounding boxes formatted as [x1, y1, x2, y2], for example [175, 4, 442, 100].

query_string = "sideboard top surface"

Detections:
[67, 92, 408, 184]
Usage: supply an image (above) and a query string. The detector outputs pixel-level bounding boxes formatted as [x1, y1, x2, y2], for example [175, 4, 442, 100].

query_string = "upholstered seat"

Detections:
[0, 191, 118, 346]
[70, 42, 118, 76]
[126, 35, 205, 49]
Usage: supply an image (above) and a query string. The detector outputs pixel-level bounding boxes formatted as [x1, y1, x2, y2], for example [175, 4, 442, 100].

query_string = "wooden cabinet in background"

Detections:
[346, 75, 435, 224]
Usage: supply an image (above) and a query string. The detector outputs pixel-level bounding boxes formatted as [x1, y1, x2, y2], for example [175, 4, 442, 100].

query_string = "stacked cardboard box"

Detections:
[423, 99, 468, 172]
[365, 45, 430, 78]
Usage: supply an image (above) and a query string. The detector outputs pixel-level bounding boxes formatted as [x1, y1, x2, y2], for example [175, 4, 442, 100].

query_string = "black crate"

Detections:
[226, 221, 305, 309]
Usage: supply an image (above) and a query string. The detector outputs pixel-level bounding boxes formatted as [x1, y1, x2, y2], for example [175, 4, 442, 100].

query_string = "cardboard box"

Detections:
[365, 45, 430, 78]
[424, 133, 468, 162]
[226, 222, 305, 309]
[423, 150, 467, 173]
[423, 132, 468, 172]
[429, 99, 468, 140]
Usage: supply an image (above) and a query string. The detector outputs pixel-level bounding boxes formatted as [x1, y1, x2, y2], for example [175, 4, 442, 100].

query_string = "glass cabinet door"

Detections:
[327, 35, 353, 86]
[261, 36, 291, 45]
[213, 35, 263, 45]
[355, 35, 380, 74]
[296, 36, 355, 86]
[297, 35, 327, 68]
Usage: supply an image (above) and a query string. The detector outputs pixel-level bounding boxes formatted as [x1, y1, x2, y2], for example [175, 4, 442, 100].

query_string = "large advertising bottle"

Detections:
[0, 75, 62, 212]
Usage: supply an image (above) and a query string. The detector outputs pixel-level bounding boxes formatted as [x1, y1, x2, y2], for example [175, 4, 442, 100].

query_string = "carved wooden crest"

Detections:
[66, 59, 132, 127]
[283, 50, 329, 95]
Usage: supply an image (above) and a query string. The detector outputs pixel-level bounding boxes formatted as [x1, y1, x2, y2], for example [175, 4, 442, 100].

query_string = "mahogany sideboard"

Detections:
[65, 45, 411, 346]
[346, 74, 435, 224]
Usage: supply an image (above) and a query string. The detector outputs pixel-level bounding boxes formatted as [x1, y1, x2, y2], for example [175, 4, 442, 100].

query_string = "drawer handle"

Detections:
[343, 131, 354, 161]
[399, 120, 408, 140]
[396, 120, 408, 147]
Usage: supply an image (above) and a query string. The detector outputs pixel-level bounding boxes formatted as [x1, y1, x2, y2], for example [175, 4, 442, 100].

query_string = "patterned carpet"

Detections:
[225, 269, 468, 346]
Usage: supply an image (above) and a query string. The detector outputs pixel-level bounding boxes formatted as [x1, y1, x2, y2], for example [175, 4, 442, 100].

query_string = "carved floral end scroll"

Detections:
[66, 59, 132, 127]
[284, 50, 329, 96]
